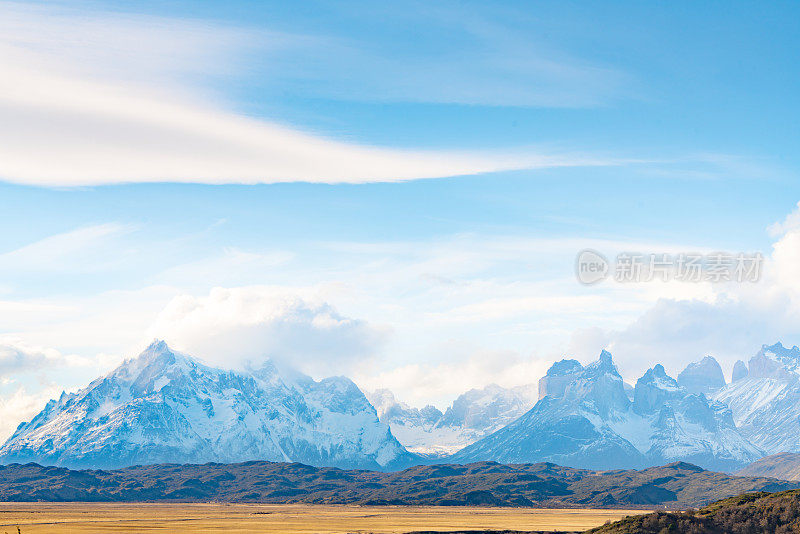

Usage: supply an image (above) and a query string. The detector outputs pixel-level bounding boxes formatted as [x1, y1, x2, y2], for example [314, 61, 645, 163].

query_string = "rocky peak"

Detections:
[581, 349, 622, 380]
[747, 343, 799, 381]
[103, 340, 201, 396]
[563, 351, 630, 418]
[418, 404, 444, 423]
[677, 356, 726, 396]
[538, 359, 583, 400]
[366, 389, 443, 428]
[757, 343, 800, 374]
[731, 360, 748, 382]
[437, 383, 534, 430]
[634, 364, 683, 414]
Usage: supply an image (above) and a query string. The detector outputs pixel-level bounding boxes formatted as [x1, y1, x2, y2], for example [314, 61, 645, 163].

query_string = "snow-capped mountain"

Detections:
[366, 389, 449, 456]
[436, 383, 537, 435]
[367, 384, 536, 457]
[0, 341, 414, 470]
[449, 351, 761, 471]
[713, 343, 800, 454]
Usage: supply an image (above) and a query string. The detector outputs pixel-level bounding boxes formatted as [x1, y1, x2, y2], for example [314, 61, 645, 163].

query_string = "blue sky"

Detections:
[0, 0, 799, 438]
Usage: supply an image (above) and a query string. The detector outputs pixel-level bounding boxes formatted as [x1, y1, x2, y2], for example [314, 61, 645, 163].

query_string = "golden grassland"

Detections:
[0, 503, 649, 533]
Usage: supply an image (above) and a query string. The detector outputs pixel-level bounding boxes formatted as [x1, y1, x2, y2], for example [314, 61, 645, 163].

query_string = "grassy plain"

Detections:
[0, 503, 649, 533]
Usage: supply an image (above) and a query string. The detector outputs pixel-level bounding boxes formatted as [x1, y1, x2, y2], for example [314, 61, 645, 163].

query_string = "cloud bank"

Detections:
[591, 210, 800, 380]
[147, 287, 387, 376]
[0, 338, 90, 375]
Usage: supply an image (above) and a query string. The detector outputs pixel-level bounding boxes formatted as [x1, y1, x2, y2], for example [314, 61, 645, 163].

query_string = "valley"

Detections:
[0, 503, 648, 534]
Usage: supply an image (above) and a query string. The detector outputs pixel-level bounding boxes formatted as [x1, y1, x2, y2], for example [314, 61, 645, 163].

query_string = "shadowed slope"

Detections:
[0, 460, 795, 509]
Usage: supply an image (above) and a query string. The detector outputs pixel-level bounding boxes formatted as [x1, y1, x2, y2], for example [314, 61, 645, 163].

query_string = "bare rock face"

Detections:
[677, 356, 726, 396]
[731, 360, 748, 382]
[538, 359, 583, 400]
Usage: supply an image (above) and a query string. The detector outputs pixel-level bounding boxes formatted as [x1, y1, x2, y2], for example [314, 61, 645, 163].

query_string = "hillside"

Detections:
[738, 452, 800, 481]
[0, 460, 796, 509]
[588, 489, 800, 533]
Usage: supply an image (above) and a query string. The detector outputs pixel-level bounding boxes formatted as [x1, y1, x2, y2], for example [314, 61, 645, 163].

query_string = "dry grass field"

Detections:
[0, 503, 649, 533]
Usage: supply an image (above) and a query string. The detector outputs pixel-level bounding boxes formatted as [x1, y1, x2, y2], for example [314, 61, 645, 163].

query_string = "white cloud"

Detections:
[0, 286, 181, 358]
[0, 385, 61, 442]
[0, 339, 99, 438]
[0, 337, 91, 375]
[598, 225, 800, 381]
[768, 201, 800, 237]
[147, 286, 387, 376]
[0, 223, 792, 409]
[0, 2, 618, 187]
[353, 348, 550, 409]
[0, 230, 720, 403]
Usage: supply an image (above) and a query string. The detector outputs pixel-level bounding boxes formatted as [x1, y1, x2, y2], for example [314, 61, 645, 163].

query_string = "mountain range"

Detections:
[713, 343, 800, 455]
[6, 340, 800, 473]
[449, 351, 761, 471]
[0, 341, 413, 470]
[367, 383, 536, 457]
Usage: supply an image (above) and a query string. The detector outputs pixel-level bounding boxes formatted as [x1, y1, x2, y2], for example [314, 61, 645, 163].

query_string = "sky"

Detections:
[1, 0, 800, 440]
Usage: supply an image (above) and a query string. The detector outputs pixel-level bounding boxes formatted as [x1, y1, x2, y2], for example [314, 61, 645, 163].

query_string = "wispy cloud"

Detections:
[0, 223, 131, 270]
[0, 1, 624, 187]
[258, 2, 632, 108]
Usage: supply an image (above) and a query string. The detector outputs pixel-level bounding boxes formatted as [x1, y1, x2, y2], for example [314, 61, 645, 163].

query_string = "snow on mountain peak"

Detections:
[714, 343, 800, 455]
[584, 349, 621, 378]
[759, 342, 800, 374]
[634, 364, 685, 414]
[367, 383, 535, 458]
[745, 342, 800, 381]
[0, 343, 414, 471]
[451, 350, 761, 471]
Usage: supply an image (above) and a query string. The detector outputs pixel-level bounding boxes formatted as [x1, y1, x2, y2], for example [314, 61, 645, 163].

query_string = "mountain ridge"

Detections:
[0, 340, 415, 471]
[713, 342, 800, 454]
[368, 383, 536, 457]
[0, 459, 795, 509]
[448, 351, 761, 471]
